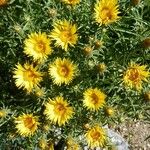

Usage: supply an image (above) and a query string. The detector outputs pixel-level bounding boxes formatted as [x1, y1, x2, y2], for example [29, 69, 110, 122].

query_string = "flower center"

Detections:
[91, 131, 100, 140]
[61, 30, 72, 42]
[129, 68, 140, 82]
[91, 93, 99, 104]
[55, 103, 66, 115]
[101, 7, 112, 20]
[59, 66, 69, 77]
[23, 69, 37, 81]
[24, 117, 35, 129]
[36, 40, 46, 52]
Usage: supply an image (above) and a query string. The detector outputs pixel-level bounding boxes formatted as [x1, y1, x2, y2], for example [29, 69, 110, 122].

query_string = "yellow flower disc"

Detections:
[15, 114, 39, 137]
[13, 63, 43, 92]
[83, 88, 106, 111]
[44, 96, 74, 126]
[85, 125, 106, 148]
[24, 32, 52, 62]
[123, 62, 149, 90]
[50, 20, 78, 51]
[49, 58, 77, 85]
[94, 0, 120, 25]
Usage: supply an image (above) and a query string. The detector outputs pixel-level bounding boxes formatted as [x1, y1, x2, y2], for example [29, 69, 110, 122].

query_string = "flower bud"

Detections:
[131, 0, 140, 6]
[142, 38, 150, 49]
[84, 123, 90, 129]
[105, 107, 114, 116]
[0, 109, 7, 118]
[38, 138, 47, 150]
[94, 40, 103, 49]
[97, 63, 106, 74]
[83, 46, 93, 55]
[144, 91, 150, 102]
[48, 8, 57, 17]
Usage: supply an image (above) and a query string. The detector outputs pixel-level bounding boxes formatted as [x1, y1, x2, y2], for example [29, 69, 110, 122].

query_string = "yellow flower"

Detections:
[94, 0, 120, 25]
[15, 114, 39, 137]
[62, 0, 80, 5]
[83, 88, 106, 111]
[44, 96, 74, 126]
[0, 109, 8, 118]
[67, 138, 81, 150]
[85, 125, 106, 148]
[48, 58, 77, 85]
[24, 32, 52, 62]
[0, 0, 7, 6]
[50, 20, 78, 51]
[123, 62, 149, 90]
[13, 63, 43, 92]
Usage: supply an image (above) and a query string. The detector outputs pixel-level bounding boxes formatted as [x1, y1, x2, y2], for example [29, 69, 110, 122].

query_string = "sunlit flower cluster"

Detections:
[1, 0, 149, 149]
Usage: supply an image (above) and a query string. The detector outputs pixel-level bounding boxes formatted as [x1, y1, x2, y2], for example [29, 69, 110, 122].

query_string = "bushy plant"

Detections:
[0, 0, 150, 149]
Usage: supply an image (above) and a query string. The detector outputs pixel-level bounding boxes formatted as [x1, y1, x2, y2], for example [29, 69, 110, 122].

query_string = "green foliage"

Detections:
[0, 0, 150, 149]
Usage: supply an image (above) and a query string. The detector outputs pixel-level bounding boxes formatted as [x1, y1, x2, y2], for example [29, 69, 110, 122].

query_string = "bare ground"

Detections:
[114, 120, 150, 150]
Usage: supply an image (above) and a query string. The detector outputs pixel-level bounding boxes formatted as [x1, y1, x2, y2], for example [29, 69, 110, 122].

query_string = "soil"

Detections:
[114, 120, 150, 150]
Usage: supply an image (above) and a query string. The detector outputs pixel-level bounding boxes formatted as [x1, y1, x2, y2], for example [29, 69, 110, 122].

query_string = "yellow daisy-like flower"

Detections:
[94, 0, 120, 25]
[83, 88, 106, 111]
[62, 0, 80, 5]
[123, 62, 149, 90]
[24, 32, 52, 62]
[15, 114, 39, 137]
[48, 58, 77, 85]
[44, 96, 74, 126]
[13, 63, 43, 92]
[50, 20, 78, 51]
[67, 137, 81, 150]
[85, 125, 106, 148]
